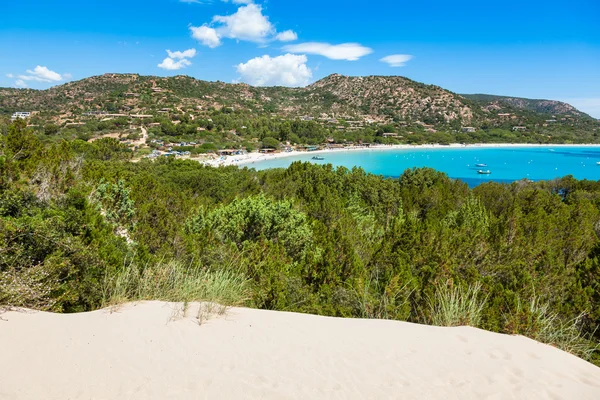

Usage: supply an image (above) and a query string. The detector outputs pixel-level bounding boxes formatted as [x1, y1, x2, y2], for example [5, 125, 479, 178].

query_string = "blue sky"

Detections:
[1, 0, 599, 117]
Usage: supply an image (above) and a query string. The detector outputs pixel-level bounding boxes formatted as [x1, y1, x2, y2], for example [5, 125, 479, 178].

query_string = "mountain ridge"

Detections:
[0, 73, 596, 129]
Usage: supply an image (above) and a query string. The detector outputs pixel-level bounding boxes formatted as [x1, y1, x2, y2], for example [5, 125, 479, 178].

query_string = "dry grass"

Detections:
[429, 282, 487, 328]
[520, 297, 599, 361]
[103, 260, 251, 323]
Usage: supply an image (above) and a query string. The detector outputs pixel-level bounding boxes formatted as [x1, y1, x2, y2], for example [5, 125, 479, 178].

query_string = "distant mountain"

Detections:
[461, 94, 588, 119]
[0, 73, 596, 130]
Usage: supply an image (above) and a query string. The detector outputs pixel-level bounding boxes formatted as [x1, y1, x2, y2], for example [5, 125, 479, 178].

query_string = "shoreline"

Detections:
[202, 142, 600, 168]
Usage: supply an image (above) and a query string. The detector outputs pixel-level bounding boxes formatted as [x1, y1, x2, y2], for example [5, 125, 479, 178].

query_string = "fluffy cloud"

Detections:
[236, 53, 312, 87]
[275, 30, 298, 42]
[6, 73, 14, 78]
[158, 48, 197, 71]
[18, 66, 67, 82]
[167, 48, 197, 59]
[191, 3, 296, 47]
[190, 25, 222, 48]
[282, 42, 372, 61]
[380, 54, 414, 67]
[15, 79, 27, 88]
[158, 58, 192, 71]
[213, 4, 274, 43]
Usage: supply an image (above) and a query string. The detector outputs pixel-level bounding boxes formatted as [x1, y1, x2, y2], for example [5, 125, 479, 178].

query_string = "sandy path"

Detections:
[130, 126, 148, 147]
[1, 301, 599, 399]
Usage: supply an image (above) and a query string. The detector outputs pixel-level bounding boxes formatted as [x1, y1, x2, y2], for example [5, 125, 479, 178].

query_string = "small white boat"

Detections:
[476, 163, 487, 167]
[477, 170, 491, 175]
[596, 161, 600, 165]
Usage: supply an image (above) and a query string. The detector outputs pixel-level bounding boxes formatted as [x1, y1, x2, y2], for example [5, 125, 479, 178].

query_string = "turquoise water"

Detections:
[247, 146, 600, 186]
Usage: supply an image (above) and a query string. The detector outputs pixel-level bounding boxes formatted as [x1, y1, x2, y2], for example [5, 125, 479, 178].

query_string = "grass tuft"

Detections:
[102, 260, 251, 315]
[429, 282, 487, 328]
[517, 297, 599, 361]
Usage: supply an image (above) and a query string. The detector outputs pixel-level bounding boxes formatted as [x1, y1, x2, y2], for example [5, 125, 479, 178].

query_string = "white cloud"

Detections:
[167, 48, 197, 59]
[275, 30, 298, 42]
[158, 48, 197, 71]
[380, 54, 414, 67]
[158, 58, 192, 70]
[15, 79, 27, 88]
[190, 25, 222, 48]
[6, 73, 14, 78]
[213, 4, 274, 43]
[236, 53, 312, 87]
[18, 65, 67, 82]
[282, 42, 373, 61]
[191, 3, 295, 47]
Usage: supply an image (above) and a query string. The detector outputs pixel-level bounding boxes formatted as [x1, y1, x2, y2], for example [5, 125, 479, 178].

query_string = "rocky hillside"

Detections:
[0, 73, 596, 129]
[306, 74, 476, 122]
[462, 94, 585, 118]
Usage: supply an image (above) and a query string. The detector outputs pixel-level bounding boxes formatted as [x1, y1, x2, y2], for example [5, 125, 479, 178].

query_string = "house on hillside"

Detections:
[382, 132, 399, 137]
[130, 114, 153, 118]
[512, 126, 527, 131]
[461, 127, 477, 133]
[11, 112, 31, 121]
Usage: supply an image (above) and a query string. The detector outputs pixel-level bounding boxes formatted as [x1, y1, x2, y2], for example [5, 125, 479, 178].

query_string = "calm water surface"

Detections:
[248, 146, 600, 186]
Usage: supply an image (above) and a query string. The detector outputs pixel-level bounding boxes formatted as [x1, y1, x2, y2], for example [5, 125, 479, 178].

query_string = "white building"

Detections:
[11, 112, 31, 121]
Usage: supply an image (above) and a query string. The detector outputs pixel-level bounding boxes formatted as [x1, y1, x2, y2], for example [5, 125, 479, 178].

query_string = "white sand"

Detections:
[202, 143, 600, 168]
[1, 301, 599, 399]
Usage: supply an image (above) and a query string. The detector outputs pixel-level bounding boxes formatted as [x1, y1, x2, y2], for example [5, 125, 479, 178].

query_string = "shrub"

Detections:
[429, 282, 487, 327]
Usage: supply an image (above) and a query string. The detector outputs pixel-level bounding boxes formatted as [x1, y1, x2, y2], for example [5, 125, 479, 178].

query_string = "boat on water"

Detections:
[476, 163, 488, 167]
[596, 161, 600, 165]
[477, 170, 492, 175]
[312, 156, 325, 161]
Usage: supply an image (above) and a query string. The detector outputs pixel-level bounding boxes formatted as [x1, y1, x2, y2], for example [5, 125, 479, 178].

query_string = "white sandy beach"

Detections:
[202, 143, 600, 168]
[1, 301, 599, 399]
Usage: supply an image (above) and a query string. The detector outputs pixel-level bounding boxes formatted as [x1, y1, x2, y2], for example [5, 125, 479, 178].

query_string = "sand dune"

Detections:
[1, 301, 599, 399]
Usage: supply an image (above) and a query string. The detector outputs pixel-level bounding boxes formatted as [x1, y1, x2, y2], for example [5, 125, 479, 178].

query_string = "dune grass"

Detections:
[429, 282, 487, 328]
[102, 260, 251, 319]
[518, 297, 599, 361]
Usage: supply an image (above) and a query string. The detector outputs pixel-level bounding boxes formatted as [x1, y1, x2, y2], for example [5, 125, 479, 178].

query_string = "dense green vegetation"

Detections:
[2, 73, 599, 152]
[27, 107, 600, 158]
[2, 119, 600, 363]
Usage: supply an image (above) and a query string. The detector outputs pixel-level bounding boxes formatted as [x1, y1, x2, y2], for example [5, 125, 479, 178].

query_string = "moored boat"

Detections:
[477, 170, 491, 175]
[476, 163, 488, 167]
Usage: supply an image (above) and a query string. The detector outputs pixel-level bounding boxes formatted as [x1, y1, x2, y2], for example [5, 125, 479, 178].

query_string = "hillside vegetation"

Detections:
[1, 74, 598, 152]
[1, 119, 600, 364]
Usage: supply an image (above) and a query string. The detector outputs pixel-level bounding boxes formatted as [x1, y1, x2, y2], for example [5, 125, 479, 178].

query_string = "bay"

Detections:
[247, 146, 600, 186]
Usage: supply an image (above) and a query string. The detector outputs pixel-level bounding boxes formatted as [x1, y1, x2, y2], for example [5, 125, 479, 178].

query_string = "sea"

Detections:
[247, 146, 600, 187]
